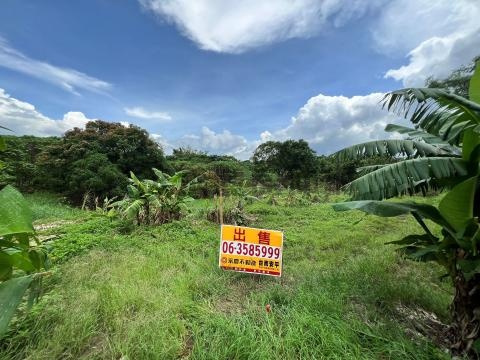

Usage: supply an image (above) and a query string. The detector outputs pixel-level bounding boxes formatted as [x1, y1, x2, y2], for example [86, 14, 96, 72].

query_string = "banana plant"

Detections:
[332, 60, 480, 357]
[228, 180, 259, 209]
[113, 168, 196, 225]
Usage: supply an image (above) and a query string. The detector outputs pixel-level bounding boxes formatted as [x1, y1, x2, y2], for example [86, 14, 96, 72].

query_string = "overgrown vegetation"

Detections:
[334, 59, 480, 358]
[0, 193, 452, 359]
[112, 169, 195, 225]
[0, 135, 50, 337]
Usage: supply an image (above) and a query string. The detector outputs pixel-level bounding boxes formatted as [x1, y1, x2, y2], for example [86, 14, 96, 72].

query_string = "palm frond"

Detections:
[384, 124, 447, 145]
[382, 88, 480, 145]
[123, 199, 145, 218]
[345, 157, 468, 200]
[333, 139, 445, 162]
[356, 164, 388, 176]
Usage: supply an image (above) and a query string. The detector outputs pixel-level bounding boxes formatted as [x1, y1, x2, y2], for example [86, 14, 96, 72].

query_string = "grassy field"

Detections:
[0, 193, 452, 359]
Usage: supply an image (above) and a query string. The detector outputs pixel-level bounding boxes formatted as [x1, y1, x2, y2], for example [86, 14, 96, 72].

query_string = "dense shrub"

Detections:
[113, 169, 195, 225]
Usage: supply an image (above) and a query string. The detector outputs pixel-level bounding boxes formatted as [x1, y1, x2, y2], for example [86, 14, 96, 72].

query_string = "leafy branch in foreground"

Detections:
[332, 59, 480, 358]
[0, 131, 50, 336]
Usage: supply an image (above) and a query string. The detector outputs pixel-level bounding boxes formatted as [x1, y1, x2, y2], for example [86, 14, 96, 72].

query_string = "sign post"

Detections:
[219, 224, 283, 277]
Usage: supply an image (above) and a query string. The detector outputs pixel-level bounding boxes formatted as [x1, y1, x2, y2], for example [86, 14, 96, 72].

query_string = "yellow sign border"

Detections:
[218, 224, 284, 277]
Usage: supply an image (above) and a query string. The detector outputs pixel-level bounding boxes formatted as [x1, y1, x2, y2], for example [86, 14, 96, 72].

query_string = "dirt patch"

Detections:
[78, 334, 109, 359]
[36, 234, 58, 243]
[213, 275, 282, 315]
[394, 303, 450, 350]
[179, 330, 194, 359]
[34, 220, 75, 231]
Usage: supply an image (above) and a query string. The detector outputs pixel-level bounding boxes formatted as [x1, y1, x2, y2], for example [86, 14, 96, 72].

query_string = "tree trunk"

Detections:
[450, 273, 480, 358]
[145, 203, 150, 225]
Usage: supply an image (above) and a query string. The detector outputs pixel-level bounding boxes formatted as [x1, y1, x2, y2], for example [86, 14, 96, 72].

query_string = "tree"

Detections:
[332, 60, 480, 357]
[252, 140, 317, 188]
[426, 56, 479, 98]
[36, 121, 169, 204]
[65, 153, 126, 204]
[168, 148, 251, 198]
[316, 155, 395, 190]
[0, 136, 60, 191]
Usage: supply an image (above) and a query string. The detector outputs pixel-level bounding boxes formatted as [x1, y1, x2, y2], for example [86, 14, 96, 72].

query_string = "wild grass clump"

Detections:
[25, 192, 82, 221]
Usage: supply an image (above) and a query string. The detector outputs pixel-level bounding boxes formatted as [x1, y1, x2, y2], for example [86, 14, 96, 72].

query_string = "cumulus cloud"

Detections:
[269, 93, 403, 155]
[177, 126, 252, 157]
[140, 0, 479, 85]
[139, 0, 382, 53]
[0, 88, 93, 136]
[151, 126, 256, 159]
[378, 0, 480, 86]
[150, 93, 404, 159]
[124, 106, 172, 121]
[150, 133, 175, 153]
[0, 37, 111, 95]
[0, 87, 404, 160]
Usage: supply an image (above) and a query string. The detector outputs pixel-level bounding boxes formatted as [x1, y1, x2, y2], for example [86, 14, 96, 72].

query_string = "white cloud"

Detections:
[0, 88, 93, 136]
[139, 0, 382, 53]
[140, 0, 479, 86]
[177, 126, 252, 158]
[0, 87, 403, 160]
[150, 93, 402, 159]
[0, 37, 111, 95]
[150, 133, 175, 153]
[378, 0, 480, 86]
[124, 106, 172, 121]
[151, 127, 256, 159]
[269, 92, 402, 154]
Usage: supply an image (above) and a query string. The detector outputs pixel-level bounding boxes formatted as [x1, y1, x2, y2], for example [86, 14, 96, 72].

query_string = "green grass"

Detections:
[25, 192, 83, 221]
[1, 193, 452, 359]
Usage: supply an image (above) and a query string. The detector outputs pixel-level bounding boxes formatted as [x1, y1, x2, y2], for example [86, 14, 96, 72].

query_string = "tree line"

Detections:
[0, 124, 375, 206]
[1, 57, 476, 206]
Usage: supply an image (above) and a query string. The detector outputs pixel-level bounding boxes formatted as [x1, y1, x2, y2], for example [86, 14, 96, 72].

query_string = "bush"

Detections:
[113, 169, 195, 225]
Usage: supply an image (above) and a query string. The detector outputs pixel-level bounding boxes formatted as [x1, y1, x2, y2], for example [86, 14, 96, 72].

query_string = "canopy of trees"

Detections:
[1, 121, 170, 204]
[252, 140, 318, 188]
[168, 147, 251, 197]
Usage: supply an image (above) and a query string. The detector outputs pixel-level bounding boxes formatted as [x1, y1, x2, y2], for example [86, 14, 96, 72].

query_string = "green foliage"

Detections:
[0, 276, 34, 335]
[383, 88, 480, 146]
[333, 139, 446, 162]
[0, 185, 49, 335]
[252, 140, 317, 189]
[203, 182, 259, 226]
[227, 180, 259, 207]
[1, 193, 451, 359]
[0, 136, 60, 191]
[113, 169, 195, 225]
[470, 60, 480, 104]
[168, 148, 251, 198]
[426, 56, 478, 98]
[25, 193, 82, 221]
[333, 60, 480, 357]
[344, 157, 468, 200]
[65, 153, 126, 204]
[204, 195, 256, 226]
[0, 122, 170, 206]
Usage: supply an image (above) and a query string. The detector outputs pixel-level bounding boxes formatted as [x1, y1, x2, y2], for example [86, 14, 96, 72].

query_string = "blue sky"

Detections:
[0, 0, 479, 158]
